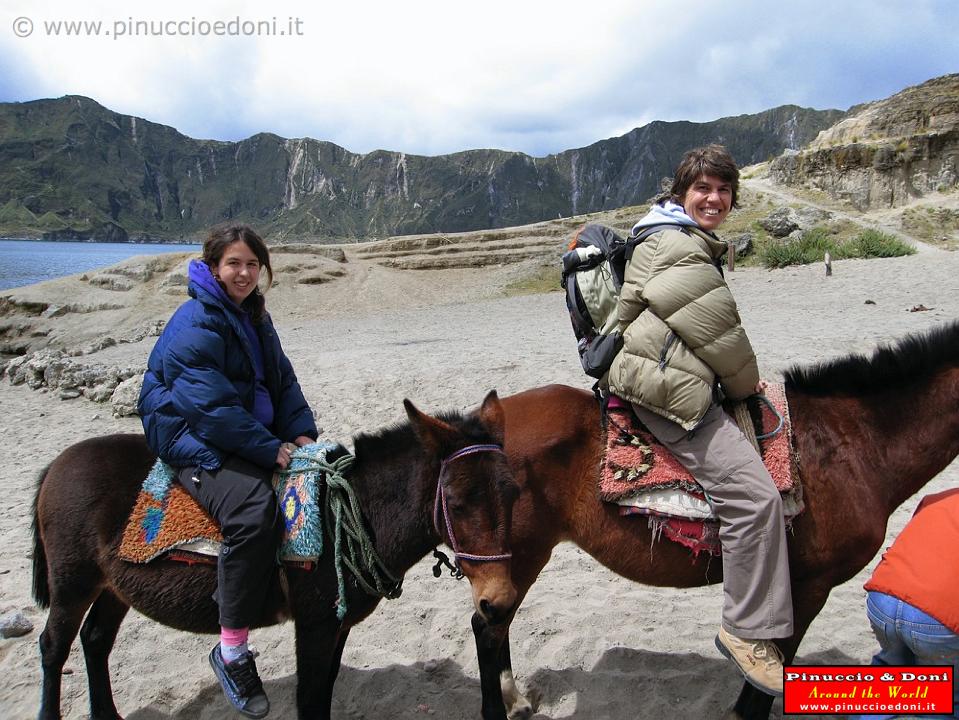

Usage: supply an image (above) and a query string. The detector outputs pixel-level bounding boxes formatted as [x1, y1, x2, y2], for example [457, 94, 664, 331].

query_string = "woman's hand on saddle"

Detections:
[755, 379, 768, 395]
[293, 436, 313, 447]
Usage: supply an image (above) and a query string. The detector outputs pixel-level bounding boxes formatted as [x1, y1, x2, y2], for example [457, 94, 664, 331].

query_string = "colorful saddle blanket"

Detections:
[119, 442, 341, 564]
[599, 383, 803, 557]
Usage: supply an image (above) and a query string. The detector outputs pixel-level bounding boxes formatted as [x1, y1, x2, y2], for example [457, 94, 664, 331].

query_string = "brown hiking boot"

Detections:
[715, 627, 784, 697]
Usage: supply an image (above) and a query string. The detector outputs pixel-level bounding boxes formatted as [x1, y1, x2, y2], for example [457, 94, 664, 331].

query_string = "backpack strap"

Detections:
[566, 278, 594, 339]
[623, 223, 690, 265]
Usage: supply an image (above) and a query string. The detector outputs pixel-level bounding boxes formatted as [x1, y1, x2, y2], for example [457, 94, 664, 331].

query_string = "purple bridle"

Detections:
[433, 444, 513, 567]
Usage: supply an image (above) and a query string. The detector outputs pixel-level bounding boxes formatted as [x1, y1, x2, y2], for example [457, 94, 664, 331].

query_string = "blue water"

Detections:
[0, 239, 201, 291]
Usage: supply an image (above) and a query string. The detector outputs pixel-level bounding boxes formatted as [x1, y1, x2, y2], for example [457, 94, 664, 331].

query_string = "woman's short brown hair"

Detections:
[669, 144, 740, 208]
[202, 223, 273, 321]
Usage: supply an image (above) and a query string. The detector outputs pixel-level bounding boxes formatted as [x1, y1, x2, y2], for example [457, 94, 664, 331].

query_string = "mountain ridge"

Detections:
[0, 93, 844, 242]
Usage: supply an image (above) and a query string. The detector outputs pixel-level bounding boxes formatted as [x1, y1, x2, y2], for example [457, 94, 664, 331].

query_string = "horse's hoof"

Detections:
[506, 686, 539, 720]
[507, 700, 534, 720]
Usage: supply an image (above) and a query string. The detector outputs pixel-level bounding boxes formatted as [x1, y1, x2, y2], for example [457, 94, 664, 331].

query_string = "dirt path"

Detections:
[744, 175, 951, 254]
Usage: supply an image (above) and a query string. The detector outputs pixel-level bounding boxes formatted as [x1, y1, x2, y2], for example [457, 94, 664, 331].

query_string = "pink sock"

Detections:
[220, 626, 249, 663]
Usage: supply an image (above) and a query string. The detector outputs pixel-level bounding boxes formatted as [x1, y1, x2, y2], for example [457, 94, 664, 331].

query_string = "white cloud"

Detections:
[2, 0, 956, 156]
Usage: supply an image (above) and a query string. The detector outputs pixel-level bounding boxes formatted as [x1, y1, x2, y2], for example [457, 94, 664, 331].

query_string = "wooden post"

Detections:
[824, 251, 832, 276]
[727, 241, 736, 272]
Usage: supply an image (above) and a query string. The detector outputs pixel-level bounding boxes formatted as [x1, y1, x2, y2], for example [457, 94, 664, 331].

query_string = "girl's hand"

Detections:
[293, 436, 314, 447]
[276, 443, 295, 469]
[755, 379, 768, 395]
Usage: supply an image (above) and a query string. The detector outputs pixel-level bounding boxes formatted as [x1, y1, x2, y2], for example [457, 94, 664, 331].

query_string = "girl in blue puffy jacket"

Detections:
[139, 224, 318, 719]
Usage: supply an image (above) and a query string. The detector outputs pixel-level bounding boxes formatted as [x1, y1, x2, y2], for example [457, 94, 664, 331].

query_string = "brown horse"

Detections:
[32, 392, 518, 720]
[471, 322, 959, 720]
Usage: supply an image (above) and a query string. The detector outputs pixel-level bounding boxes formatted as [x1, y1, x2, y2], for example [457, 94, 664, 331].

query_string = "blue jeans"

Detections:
[851, 591, 959, 719]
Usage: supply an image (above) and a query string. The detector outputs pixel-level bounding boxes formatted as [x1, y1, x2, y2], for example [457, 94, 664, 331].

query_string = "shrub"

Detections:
[761, 228, 835, 268]
[841, 229, 916, 258]
[760, 227, 915, 268]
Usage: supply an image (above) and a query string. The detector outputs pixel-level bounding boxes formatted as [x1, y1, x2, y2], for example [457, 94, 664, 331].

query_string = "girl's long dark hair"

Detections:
[202, 224, 273, 323]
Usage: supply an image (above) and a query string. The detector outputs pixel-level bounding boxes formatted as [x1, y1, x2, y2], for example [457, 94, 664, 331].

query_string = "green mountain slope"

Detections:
[0, 95, 844, 241]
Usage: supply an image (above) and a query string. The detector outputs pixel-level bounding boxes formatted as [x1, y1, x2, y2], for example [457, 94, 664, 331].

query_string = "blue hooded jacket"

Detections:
[138, 260, 318, 470]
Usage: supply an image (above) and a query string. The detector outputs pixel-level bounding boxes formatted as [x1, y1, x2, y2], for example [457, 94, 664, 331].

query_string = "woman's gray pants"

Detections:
[633, 402, 794, 639]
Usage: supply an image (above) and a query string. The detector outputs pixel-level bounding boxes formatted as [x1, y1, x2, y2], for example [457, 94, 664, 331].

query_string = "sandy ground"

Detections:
[2, 248, 959, 720]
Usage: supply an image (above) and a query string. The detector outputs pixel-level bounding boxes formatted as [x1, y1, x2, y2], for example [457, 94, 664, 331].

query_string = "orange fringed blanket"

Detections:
[119, 443, 337, 564]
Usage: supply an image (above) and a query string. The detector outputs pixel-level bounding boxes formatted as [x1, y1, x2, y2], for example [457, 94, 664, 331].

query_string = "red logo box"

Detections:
[784, 665, 953, 715]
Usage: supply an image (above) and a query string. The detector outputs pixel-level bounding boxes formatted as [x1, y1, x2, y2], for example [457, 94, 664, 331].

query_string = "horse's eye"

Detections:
[447, 501, 469, 517]
[499, 480, 520, 503]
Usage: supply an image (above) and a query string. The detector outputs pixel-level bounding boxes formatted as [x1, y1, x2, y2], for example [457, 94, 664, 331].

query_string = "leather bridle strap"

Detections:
[434, 444, 512, 564]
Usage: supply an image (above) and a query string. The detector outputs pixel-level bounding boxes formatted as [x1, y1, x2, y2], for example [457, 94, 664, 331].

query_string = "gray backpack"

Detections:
[560, 223, 682, 378]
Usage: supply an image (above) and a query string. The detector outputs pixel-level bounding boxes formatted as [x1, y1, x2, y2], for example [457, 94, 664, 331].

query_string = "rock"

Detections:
[49, 361, 116, 392]
[111, 374, 144, 417]
[728, 232, 754, 257]
[42, 221, 129, 243]
[269, 245, 348, 263]
[297, 274, 337, 285]
[758, 208, 800, 238]
[40, 302, 125, 317]
[68, 336, 117, 357]
[87, 274, 134, 292]
[794, 206, 833, 229]
[8, 350, 64, 388]
[160, 269, 189, 288]
[770, 75, 959, 210]
[0, 611, 33, 639]
[8, 350, 132, 403]
[83, 379, 120, 403]
[129, 320, 165, 341]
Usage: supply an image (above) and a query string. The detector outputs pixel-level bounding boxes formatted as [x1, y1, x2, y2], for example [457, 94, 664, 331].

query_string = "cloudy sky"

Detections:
[2, 0, 956, 157]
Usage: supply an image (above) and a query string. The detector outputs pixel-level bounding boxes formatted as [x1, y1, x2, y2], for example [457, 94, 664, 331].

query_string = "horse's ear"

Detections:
[404, 399, 457, 455]
[478, 390, 505, 447]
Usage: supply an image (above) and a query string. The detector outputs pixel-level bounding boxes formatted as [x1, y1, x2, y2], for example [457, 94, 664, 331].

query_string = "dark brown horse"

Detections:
[32, 392, 518, 720]
[472, 322, 959, 720]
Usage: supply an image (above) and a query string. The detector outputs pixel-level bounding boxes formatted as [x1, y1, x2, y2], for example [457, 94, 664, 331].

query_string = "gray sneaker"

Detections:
[715, 627, 784, 697]
[209, 644, 270, 718]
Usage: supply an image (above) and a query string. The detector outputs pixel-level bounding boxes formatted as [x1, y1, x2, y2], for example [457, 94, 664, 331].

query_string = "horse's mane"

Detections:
[352, 410, 495, 462]
[784, 321, 959, 396]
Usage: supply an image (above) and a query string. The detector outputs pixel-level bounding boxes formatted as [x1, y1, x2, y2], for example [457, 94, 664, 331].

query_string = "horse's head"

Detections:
[405, 390, 518, 625]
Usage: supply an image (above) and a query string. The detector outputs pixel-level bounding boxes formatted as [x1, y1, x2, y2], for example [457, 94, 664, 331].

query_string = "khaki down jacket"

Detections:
[607, 226, 759, 430]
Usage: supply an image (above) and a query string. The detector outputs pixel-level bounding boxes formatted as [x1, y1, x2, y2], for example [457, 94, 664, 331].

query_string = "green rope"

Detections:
[290, 449, 403, 620]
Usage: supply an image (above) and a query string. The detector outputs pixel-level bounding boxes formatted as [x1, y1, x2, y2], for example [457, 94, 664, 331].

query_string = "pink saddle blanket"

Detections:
[599, 384, 803, 557]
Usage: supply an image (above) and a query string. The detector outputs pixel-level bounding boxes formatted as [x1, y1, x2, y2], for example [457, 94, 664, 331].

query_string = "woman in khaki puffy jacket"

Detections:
[608, 145, 791, 698]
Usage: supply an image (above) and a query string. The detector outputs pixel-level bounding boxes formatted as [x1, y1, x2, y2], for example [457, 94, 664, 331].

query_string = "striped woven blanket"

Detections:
[599, 384, 803, 556]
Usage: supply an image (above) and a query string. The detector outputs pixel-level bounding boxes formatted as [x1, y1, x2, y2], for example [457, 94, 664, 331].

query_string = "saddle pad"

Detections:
[119, 442, 339, 564]
[600, 383, 803, 520]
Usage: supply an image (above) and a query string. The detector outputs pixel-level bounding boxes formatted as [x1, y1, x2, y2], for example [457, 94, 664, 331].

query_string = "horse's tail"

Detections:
[31, 464, 51, 609]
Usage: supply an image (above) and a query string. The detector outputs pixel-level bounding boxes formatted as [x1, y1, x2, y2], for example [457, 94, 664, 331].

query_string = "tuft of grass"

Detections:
[760, 227, 915, 268]
[502, 263, 563, 296]
[842, 229, 916, 258]
[761, 228, 834, 268]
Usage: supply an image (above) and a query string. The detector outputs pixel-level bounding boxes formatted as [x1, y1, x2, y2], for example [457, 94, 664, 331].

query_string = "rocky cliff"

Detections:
[770, 74, 959, 209]
[0, 96, 841, 241]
